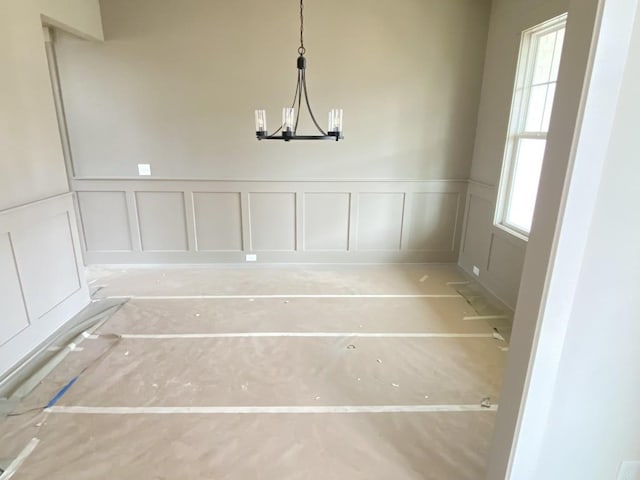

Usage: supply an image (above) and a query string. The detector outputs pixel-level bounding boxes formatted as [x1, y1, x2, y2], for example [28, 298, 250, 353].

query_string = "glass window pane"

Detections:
[541, 83, 557, 131]
[525, 85, 547, 132]
[506, 138, 546, 233]
[499, 16, 566, 239]
[550, 28, 565, 80]
[532, 31, 557, 84]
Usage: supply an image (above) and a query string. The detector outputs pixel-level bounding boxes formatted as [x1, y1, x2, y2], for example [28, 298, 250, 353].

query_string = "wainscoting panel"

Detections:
[357, 193, 405, 251]
[0, 233, 30, 346]
[0, 193, 89, 380]
[460, 193, 494, 269]
[487, 233, 526, 305]
[303, 193, 350, 251]
[72, 179, 468, 263]
[458, 181, 526, 309]
[136, 191, 188, 252]
[193, 192, 243, 252]
[11, 212, 81, 319]
[405, 192, 461, 252]
[77, 191, 131, 251]
[248, 192, 296, 252]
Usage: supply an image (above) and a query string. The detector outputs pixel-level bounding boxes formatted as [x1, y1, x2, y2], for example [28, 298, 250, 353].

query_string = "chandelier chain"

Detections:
[298, 0, 306, 56]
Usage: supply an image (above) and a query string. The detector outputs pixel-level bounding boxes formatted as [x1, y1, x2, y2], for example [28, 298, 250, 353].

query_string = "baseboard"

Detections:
[457, 264, 515, 313]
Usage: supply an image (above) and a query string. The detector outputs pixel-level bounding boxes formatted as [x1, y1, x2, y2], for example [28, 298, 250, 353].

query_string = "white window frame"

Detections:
[495, 14, 568, 240]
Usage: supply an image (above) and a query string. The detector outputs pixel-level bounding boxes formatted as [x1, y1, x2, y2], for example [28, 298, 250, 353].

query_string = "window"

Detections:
[497, 15, 567, 238]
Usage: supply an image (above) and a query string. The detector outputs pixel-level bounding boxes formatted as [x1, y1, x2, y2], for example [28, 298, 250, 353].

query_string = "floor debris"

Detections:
[2, 299, 128, 402]
[419, 275, 429, 282]
[492, 329, 506, 342]
[481, 397, 491, 408]
[391, 383, 399, 388]
[346, 345, 356, 350]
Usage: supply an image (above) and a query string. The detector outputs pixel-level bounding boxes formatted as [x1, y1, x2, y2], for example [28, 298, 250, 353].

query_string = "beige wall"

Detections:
[50, 0, 492, 264]
[54, 0, 490, 181]
[469, 0, 572, 184]
[39, 0, 104, 41]
[1, 1, 67, 210]
[458, 0, 574, 308]
[0, 0, 101, 379]
[0, 0, 102, 210]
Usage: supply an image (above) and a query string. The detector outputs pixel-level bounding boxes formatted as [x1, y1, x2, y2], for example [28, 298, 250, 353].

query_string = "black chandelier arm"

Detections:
[267, 127, 283, 139]
[267, 68, 302, 138]
[302, 69, 328, 136]
[267, 127, 282, 139]
[294, 69, 303, 134]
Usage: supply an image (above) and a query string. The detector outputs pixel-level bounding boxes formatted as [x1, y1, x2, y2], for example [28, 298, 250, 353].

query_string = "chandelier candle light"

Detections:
[254, 0, 344, 142]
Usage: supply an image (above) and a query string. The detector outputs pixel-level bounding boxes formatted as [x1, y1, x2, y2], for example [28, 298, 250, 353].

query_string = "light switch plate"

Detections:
[473, 265, 480, 276]
[246, 254, 257, 262]
[138, 164, 151, 176]
[617, 461, 640, 480]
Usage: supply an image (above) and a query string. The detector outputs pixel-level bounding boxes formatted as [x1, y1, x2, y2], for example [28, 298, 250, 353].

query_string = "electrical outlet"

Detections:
[473, 265, 480, 276]
[246, 254, 257, 262]
[138, 164, 151, 176]
[617, 461, 640, 480]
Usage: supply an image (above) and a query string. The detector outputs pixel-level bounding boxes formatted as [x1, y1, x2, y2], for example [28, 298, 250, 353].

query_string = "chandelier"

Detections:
[254, 0, 344, 142]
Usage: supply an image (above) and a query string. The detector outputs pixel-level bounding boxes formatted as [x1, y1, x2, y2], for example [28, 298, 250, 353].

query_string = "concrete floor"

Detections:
[0, 264, 509, 479]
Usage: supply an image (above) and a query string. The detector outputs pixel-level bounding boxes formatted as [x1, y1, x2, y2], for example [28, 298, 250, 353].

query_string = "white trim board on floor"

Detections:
[46, 405, 499, 414]
[90, 332, 497, 339]
[0, 438, 40, 480]
[88, 262, 462, 268]
[462, 315, 511, 321]
[106, 294, 462, 300]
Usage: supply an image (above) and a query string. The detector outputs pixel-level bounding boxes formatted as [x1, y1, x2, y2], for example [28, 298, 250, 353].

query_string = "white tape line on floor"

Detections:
[107, 294, 462, 300]
[462, 315, 511, 321]
[0, 438, 40, 480]
[89, 333, 495, 339]
[46, 405, 498, 415]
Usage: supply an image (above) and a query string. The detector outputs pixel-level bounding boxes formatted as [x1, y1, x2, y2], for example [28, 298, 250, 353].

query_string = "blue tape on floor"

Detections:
[45, 375, 80, 409]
